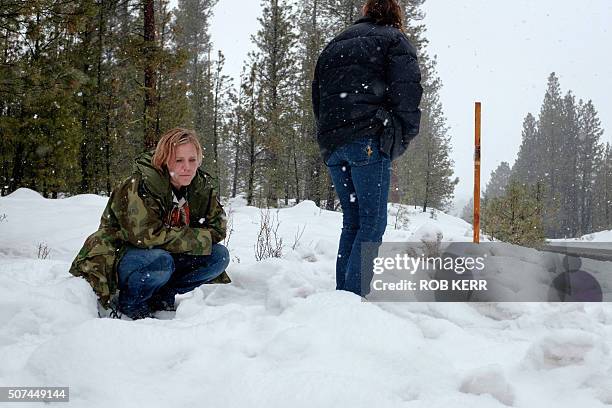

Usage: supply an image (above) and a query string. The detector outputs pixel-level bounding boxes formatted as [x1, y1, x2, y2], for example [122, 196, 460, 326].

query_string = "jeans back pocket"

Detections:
[347, 138, 380, 166]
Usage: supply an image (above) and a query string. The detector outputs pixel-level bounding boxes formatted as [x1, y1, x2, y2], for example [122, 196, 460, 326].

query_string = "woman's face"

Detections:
[166, 143, 200, 188]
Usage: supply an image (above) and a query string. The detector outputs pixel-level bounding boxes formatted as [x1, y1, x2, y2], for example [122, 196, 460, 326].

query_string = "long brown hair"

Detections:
[362, 0, 404, 31]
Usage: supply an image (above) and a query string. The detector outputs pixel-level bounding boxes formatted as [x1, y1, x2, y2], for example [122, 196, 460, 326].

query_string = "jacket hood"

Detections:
[133, 151, 171, 201]
[133, 150, 162, 176]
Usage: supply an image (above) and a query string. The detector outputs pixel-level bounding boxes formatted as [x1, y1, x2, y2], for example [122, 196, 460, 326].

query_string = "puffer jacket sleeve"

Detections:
[386, 32, 423, 142]
[113, 176, 213, 256]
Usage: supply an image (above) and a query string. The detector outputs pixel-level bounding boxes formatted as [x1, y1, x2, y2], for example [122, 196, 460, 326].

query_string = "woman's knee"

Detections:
[141, 249, 174, 284]
[150, 249, 174, 272]
[119, 248, 174, 284]
[211, 244, 230, 268]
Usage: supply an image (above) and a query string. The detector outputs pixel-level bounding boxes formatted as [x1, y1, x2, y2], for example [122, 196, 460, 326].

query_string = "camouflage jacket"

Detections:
[69, 152, 227, 306]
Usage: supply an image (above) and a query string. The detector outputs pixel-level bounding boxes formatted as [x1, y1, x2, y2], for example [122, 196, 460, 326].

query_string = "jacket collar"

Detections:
[354, 16, 375, 25]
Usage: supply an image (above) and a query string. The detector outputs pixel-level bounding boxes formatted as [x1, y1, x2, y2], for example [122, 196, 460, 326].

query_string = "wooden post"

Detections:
[474, 102, 481, 243]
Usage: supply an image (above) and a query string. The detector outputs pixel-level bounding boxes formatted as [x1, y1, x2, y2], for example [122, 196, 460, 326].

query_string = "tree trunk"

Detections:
[247, 131, 255, 206]
[79, 90, 91, 193]
[293, 148, 300, 204]
[213, 64, 220, 185]
[143, 0, 157, 148]
[231, 120, 241, 198]
[325, 171, 335, 211]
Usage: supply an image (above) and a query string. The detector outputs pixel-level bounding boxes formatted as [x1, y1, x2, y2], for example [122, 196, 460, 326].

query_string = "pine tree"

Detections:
[142, 0, 158, 148]
[0, 0, 219, 197]
[2, 0, 85, 196]
[320, 0, 362, 29]
[210, 50, 234, 193]
[296, 0, 330, 206]
[483, 181, 545, 248]
[512, 113, 540, 185]
[241, 61, 264, 206]
[173, 0, 217, 158]
[460, 197, 474, 224]
[1, 0, 27, 195]
[228, 72, 247, 199]
[537, 72, 564, 237]
[592, 143, 612, 231]
[104, 0, 146, 187]
[576, 99, 604, 235]
[251, 0, 298, 207]
[512, 75, 607, 238]
[155, 0, 191, 135]
[398, 60, 457, 212]
[484, 162, 512, 200]
[556, 91, 580, 237]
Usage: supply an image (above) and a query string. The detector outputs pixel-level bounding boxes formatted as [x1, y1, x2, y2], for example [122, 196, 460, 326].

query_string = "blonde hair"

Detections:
[152, 128, 203, 171]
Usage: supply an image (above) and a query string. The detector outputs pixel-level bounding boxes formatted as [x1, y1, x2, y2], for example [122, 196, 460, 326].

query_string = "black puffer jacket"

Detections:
[312, 16, 423, 162]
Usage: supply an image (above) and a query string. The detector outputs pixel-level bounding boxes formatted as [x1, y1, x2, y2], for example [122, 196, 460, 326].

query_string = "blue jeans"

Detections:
[326, 137, 391, 295]
[117, 244, 230, 317]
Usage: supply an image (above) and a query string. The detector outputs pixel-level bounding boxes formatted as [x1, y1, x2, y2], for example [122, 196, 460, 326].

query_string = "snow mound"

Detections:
[585, 368, 612, 405]
[225, 193, 248, 208]
[62, 193, 109, 206]
[411, 222, 444, 242]
[3, 188, 44, 200]
[459, 365, 515, 406]
[287, 200, 320, 213]
[470, 303, 526, 321]
[313, 239, 337, 260]
[523, 330, 608, 369]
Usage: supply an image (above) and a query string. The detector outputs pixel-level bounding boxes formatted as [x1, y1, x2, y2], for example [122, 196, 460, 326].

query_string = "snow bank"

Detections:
[1, 190, 612, 407]
[4, 188, 45, 200]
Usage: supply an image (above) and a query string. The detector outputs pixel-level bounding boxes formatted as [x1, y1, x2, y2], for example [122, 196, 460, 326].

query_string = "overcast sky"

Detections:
[207, 0, 612, 208]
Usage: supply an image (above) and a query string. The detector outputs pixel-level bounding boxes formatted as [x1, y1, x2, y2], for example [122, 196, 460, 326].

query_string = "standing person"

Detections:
[312, 0, 422, 296]
[70, 128, 231, 319]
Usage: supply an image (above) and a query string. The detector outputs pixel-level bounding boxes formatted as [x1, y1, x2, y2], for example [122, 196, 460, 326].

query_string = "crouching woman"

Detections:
[70, 128, 230, 319]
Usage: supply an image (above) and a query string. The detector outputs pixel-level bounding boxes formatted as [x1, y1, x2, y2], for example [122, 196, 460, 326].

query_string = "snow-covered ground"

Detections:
[1, 189, 612, 407]
[551, 229, 612, 243]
